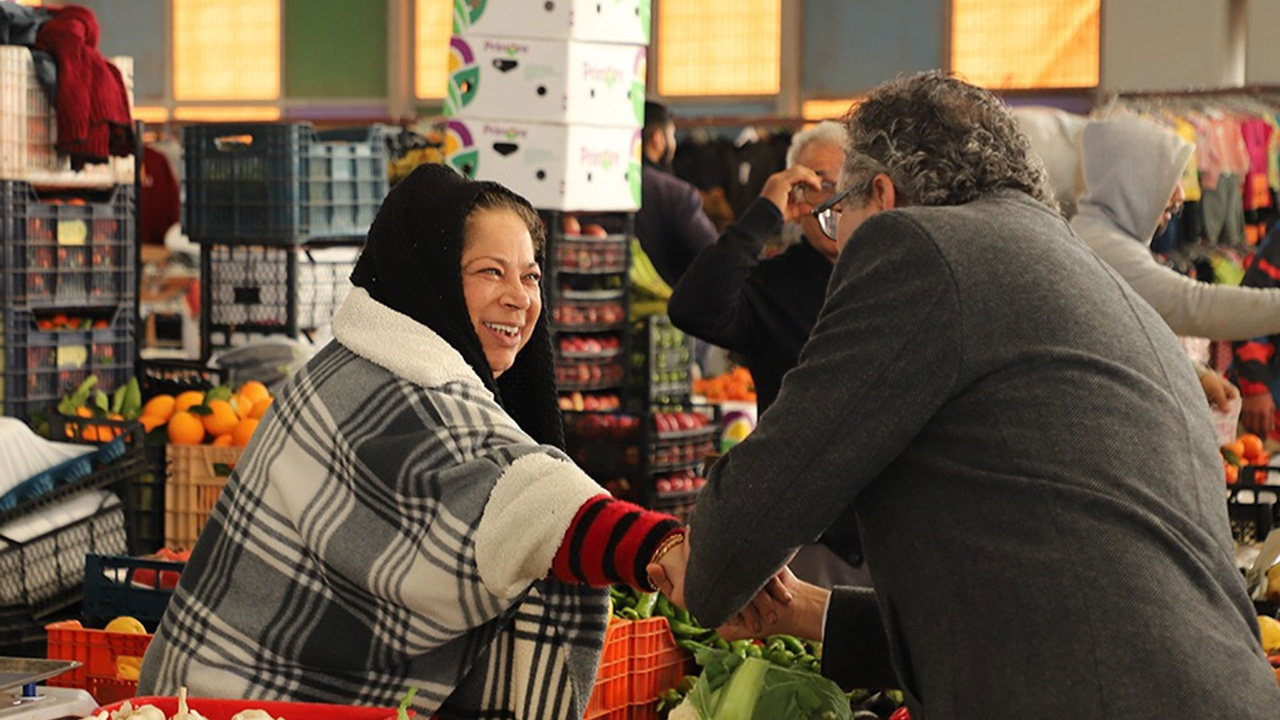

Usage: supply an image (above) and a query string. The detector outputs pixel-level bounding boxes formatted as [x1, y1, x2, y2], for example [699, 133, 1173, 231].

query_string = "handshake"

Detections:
[645, 531, 832, 643]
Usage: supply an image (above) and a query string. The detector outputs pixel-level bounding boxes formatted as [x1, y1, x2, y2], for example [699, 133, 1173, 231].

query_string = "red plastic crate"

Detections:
[45, 619, 152, 702]
[628, 617, 694, 710]
[584, 618, 632, 719]
[98, 697, 407, 720]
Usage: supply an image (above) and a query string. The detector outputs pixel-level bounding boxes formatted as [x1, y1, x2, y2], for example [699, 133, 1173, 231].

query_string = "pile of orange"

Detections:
[1222, 433, 1270, 485]
[140, 380, 274, 448]
[693, 366, 757, 403]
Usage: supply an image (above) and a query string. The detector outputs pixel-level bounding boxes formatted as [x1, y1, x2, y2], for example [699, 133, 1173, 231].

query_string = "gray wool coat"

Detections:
[686, 190, 1280, 719]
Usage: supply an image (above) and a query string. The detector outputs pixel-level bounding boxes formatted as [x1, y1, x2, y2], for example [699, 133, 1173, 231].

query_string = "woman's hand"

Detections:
[647, 532, 690, 607]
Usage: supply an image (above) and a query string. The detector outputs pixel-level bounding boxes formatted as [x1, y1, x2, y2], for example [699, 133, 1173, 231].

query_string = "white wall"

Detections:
[1101, 0, 1241, 92]
[1246, 0, 1280, 84]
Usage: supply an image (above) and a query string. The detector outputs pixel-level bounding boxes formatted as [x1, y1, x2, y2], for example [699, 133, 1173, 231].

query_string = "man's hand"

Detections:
[1241, 392, 1276, 437]
[760, 166, 825, 222]
[717, 567, 831, 642]
[1199, 369, 1239, 413]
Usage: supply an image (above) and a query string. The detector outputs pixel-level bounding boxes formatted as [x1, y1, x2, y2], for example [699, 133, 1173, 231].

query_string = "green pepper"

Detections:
[635, 591, 659, 619]
[676, 638, 712, 655]
[618, 607, 640, 620]
[769, 634, 808, 655]
[745, 643, 763, 658]
[667, 619, 713, 639]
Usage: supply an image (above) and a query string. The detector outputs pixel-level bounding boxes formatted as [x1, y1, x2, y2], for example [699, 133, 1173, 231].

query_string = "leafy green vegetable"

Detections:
[684, 649, 851, 720]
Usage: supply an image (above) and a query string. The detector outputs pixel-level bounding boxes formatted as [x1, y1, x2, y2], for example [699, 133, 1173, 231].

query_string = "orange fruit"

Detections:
[1241, 434, 1266, 462]
[238, 380, 271, 406]
[1226, 463, 1240, 485]
[249, 396, 274, 419]
[1226, 440, 1248, 460]
[141, 394, 176, 422]
[201, 399, 239, 437]
[137, 415, 166, 433]
[211, 433, 234, 447]
[229, 393, 252, 419]
[231, 418, 260, 447]
[167, 411, 205, 445]
[74, 405, 93, 418]
[174, 390, 205, 414]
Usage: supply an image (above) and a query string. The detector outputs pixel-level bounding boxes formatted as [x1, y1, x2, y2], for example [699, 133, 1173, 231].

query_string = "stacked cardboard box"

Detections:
[443, 0, 649, 212]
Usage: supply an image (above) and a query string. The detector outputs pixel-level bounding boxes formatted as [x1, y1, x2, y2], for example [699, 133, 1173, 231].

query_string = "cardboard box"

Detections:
[452, 0, 651, 45]
[443, 120, 641, 212]
[446, 36, 645, 128]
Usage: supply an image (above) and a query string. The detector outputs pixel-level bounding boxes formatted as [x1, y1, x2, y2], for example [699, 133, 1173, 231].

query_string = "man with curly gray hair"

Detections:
[653, 71, 1280, 718]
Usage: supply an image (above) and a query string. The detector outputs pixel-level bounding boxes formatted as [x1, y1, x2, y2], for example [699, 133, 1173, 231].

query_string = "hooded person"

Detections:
[138, 164, 689, 719]
[1071, 115, 1280, 341]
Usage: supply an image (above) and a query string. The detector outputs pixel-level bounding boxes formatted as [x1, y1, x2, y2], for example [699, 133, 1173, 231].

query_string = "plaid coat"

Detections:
[140, 288, 610, 719]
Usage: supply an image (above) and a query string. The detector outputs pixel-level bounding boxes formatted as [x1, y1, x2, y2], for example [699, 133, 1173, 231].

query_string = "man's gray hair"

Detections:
[842, 71, 1056, 211]
[786, 120, 846, 168]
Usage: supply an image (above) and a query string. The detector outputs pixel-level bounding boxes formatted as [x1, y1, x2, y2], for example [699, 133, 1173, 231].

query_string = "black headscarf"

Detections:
[350, 163, 564, 449]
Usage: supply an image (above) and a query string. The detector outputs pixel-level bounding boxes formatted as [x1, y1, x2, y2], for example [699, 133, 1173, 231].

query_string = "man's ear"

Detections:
[643, 130, 663, 161]
[871, 173, 897, 210]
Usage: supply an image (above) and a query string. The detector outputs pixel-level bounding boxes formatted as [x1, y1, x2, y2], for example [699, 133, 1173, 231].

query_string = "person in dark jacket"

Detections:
[635, 101, 719, 287]
[651, 71, 1280, 719]
[667, 121, 867, 585]
[1233, 225, 1280, 436]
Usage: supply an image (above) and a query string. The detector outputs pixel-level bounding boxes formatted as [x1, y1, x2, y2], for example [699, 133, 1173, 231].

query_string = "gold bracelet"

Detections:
[650, 530, 687, 566]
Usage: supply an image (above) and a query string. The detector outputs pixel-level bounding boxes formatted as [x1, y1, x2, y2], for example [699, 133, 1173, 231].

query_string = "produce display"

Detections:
[557, 391, 622, 412]
[1222, 432, 1272, 485]
[135, 381, 274, 447]
[48, 374, 142, 441]
[693, 367, 756, 403]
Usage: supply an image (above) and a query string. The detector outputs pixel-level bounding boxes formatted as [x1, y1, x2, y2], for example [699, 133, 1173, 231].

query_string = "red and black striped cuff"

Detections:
[551, 494, 683, 591]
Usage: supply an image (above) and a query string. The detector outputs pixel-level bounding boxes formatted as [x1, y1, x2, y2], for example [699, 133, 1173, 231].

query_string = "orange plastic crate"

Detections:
[45, 619, 153, 702]
[628, 617, 694, 713]
[584, 618, 632, 719]
[165, 444, 242, 550]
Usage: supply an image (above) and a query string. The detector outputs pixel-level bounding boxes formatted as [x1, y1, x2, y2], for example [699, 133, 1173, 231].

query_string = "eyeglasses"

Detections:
[790, 180, 837, 206]
[810, 185, 855, 241]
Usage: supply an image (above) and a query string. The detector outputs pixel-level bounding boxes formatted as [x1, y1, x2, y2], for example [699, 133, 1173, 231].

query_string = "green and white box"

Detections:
[446, 36, 645, 128]
[443, 120, 642, 212]
[453, 0, 651, 45]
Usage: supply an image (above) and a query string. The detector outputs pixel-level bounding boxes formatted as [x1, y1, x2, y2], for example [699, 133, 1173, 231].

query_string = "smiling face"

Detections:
[461, 208, 543, 378]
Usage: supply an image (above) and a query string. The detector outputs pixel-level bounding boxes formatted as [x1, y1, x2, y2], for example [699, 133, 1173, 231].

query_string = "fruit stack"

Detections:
[180, 123, 387, 355]
[0, 50, 138, 424]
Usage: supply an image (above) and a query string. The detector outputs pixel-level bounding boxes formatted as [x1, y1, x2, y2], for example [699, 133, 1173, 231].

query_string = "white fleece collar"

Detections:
[333, 287, 490, 393]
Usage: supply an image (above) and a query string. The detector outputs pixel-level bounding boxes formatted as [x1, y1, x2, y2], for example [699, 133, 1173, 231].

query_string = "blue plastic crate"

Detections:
[0, 306, 136, 423]
[183, 123, 388, 244]
[0, 182, 137, 310]
[82, 553, 183, 628]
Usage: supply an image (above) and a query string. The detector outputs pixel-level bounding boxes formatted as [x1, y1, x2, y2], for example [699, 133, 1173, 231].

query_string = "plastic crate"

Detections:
[552, 297, 629, 331]
[0, 305, 136, 423]
[45, 619, 151, 702]
[165, 444, 243, 550]
[628, 617, 693, 715]
[631, 316, 693, 405]
[0, 417, 142, 528]
[82, 553, 183, 628]
[557, 355, 627, 392]
[0, 181, 137, 310]
[139, 359, 224, 399]
[0, 492, 127, 615]
[585, 619, 632, 719]
[123, 466, 165, 556]
[555, 234, 629, 274]
[97, 697, 408, 720]
[202, 243, 360, 344]
[0, 47, 134, 187]
[183, 123, 387, 244]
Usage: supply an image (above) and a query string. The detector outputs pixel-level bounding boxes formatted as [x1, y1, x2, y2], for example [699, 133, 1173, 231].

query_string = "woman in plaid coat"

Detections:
[139, 165, 690, 719]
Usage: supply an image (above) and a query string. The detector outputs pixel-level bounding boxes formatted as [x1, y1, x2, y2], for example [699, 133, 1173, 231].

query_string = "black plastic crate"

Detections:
[201, 242, 360, 346]
[0, 417, 143, 529]
[82, 553, 183, 628]
[0, 182, 136, 311]
[0, 306, 135, 423]
[631, 315, 693, 405]
[550, 296, 628, 331]
[183, 123, 388, 244]
[556, 355, 626, 392]
[138, 359, 224, 400]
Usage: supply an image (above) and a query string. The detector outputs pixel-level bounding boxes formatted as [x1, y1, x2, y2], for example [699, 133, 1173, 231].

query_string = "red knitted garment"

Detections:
[551, 494, 682, 591]
[34, 5, 135, 169]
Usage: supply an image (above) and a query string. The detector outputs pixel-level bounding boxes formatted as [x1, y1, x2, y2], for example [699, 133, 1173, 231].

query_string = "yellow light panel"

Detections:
[658, 0, 781, 97]
[172, 106, 282, 122]
[951, 0, 1099, 90]
[173, 0, 280, 101]
[415, 0, 452, 100]
[802, 98, 861, 122]
[132, 106, 170, 124]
